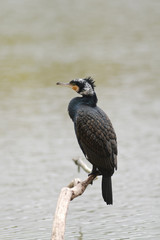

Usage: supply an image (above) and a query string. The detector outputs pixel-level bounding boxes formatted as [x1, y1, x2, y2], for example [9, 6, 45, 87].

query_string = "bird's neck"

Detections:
[68, 93, 98, 121]
[81, 92, 97, 106]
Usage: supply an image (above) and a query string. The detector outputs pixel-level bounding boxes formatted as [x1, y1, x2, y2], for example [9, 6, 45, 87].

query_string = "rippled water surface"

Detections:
[0, 0, 160, 239]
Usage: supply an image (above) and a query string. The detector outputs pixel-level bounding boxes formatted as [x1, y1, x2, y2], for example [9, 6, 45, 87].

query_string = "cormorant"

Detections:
[57, 77, 117, 205]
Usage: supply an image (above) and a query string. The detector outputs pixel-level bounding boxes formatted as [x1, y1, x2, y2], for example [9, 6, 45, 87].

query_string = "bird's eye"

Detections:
[70, 80, 76, 85]
[70, 81, 78, 86]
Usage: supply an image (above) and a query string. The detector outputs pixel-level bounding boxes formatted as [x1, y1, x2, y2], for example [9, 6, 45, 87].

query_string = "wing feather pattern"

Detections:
[74, 106, 117, 175]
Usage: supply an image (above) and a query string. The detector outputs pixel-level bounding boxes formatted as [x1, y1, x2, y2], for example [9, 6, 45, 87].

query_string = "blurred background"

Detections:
[0, 0, 160, 239]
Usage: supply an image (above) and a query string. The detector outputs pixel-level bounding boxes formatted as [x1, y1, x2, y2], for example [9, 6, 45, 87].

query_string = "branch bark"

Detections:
[51, 158, 97, 240]
[72, 157, 91, 173]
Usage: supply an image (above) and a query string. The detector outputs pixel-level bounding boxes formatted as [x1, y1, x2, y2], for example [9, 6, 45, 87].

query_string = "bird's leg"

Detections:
[88, 165, 102, 176]
[88, 165, 101, 185]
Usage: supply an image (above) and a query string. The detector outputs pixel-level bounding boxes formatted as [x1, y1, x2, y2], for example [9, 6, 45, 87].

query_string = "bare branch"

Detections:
[52, 188, 72, 240]
[70, 174, 97, 200]
[72, 157, 91, 173]
[67, 178, 81, 188]
[51, 158, 97, 240]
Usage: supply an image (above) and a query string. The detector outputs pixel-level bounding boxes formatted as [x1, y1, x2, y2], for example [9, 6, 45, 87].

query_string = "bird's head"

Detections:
[57, 77, 96, 96]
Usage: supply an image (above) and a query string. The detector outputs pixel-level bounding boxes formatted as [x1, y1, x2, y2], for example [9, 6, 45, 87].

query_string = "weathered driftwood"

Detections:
[72, 157, 91, 173]
[51, 158, 97, 240]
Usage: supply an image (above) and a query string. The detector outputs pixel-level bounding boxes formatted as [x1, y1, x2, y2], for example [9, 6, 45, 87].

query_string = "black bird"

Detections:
[57, 77, 117, 204]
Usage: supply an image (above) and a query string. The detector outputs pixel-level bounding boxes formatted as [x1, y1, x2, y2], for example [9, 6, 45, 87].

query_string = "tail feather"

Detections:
[102, 176, 113, 205]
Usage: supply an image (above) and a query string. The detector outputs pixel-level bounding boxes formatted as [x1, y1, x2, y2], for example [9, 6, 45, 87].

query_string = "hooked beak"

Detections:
[56, 82, 70, 87]
[56, 82, 79, 92]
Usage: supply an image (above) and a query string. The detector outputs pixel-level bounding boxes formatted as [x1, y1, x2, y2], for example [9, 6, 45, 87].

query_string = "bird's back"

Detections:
[74, 104, 117, 176]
